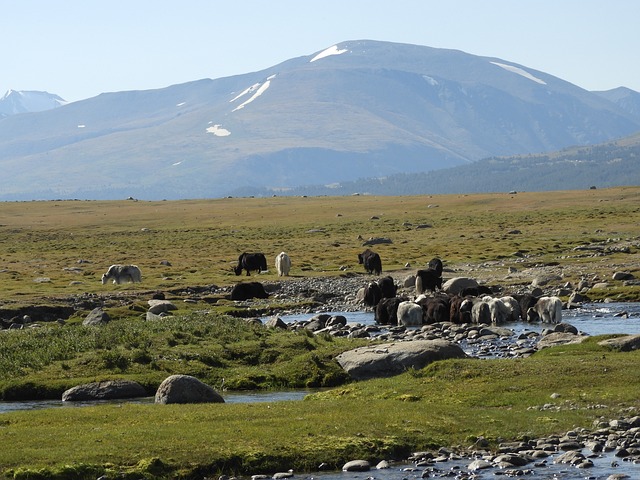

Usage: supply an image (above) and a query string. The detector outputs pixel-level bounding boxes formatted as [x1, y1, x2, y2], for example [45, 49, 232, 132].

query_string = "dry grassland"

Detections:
[0, 187, 639, 304]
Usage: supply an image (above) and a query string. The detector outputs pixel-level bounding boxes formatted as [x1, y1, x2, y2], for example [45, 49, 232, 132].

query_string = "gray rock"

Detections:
[272, 472, 293, 479]
[335, 339, 467, 380]
[265, 316, 287, 329]
[342, 460, 370, 472]
[531, 274, 562, 287]
[148, 299, 177, 314]
[537, 332, 587, 349]
[553, 322, 578, 334]
[442, 277, 478, 295]
[83, 308, 110, 326]
[403, 275, 416, 288]
[155, 374, 224, 404]
[569, 291, 590, 304]
[467, 459, 492, 470]
[612, 271, 634, 281]
[554, 450, 586, 465]
[362, 237, 392, 246]
[598, 334, 640, 351]
[146, 311, 164, 321]
[62, 379, 147, 402]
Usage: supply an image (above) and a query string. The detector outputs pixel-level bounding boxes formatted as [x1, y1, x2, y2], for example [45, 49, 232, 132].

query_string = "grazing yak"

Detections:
[377, 276, 397, 299]
[375, 297, 408, 325]
[514, 293, 540, 321]
[416, 294, 450, 324]
[362, 282, 383, 307]
[415, 268, 442, 294]
[471, 297, 492, 324]
[230, 282, 269, 301]
[358, 249, 382, 275]
[275, 252, 291, 276]
[234, 253, 268, 276]
[396, 301, 424, 326]
[101, 264, 142, 285]
[527, 296, 563, 323]
[428, 257, 443, 277]
[450, 295, 474, 324]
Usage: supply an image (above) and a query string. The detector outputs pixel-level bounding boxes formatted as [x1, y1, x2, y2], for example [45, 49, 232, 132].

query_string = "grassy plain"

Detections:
[0, 188, 640, 479]
[1, 186, 639, 298]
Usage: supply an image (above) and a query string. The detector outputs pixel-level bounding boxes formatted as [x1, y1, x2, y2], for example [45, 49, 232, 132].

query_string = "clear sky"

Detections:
[2, 0, 638, 103]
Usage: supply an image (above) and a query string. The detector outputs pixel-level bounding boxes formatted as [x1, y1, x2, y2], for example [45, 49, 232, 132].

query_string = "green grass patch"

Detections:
[1, 341, 639, 479]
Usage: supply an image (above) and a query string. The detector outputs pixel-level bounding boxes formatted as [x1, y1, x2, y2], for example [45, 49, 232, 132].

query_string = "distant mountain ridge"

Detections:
[1, 39, 639, 200]
[0, 90, 66, 118]
[234, 130, 640, 197]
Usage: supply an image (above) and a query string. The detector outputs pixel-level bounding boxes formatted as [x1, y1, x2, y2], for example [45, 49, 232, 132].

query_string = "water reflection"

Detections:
[0, 390, 312, 414]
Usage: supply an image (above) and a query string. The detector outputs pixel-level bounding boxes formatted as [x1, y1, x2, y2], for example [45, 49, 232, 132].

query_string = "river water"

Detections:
[273, 302, 640, 337]
[2, 303, 640, 478]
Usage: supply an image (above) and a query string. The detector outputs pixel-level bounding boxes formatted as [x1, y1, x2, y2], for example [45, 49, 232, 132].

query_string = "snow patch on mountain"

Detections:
[231, 75, 275, 112]
[206, 124, 231, 136]
[490, 62, 546, 85]
[230, 83, 262, 103]
[310, 45, 348, 62]
[423, 75, 439, 86]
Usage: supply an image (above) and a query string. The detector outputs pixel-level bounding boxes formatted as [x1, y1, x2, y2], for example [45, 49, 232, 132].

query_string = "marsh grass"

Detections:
[0, 314, 357, 400]
[2, 341, 640, 479]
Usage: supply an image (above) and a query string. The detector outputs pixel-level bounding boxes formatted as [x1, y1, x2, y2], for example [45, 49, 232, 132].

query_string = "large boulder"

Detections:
[62, 379, 147, 402]
[147, 299, 177, 314]
[536, 332, 588, 349]
[598, 334, 640, 351]
[442, 277, 478, 295]
[83, 308, 110, 326]
[335, 339, 467, 380]
[155, 374, 224, 404]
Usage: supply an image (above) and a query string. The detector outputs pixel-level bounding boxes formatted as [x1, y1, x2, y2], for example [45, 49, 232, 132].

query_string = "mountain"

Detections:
[239, 130, 640, 197]
[0, 90, 66, 118]
[1, 39, 639, 201]
[593, 87, 640, 119]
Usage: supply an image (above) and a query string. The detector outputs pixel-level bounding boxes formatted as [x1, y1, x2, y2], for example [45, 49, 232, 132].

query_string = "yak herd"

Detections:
[357, 251, 562, 327]
[228, 248, 563, 326]
[103, 249, 563, 326]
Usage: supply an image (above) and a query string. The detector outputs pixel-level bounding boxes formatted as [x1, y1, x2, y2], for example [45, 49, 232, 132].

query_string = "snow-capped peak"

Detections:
[0, 89, 67, 117]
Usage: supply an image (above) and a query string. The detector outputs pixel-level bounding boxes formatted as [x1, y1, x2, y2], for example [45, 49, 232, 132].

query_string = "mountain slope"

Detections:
[593, 87, 640, 119]
[255, 130, 640, 197]
[1, 40, 639, 200]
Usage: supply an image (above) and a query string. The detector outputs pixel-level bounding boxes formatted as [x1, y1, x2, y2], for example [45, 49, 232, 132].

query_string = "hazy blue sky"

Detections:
[2, 0, 638, 102]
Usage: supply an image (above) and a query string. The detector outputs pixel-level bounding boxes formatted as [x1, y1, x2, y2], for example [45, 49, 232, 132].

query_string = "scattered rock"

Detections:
[155, 374, 224, 404]
[612, 272, 634, 281]
[598, 334, 640, 351]
[342, 460, 370, 472]
[62, 380, 147, 402]
[362, 237, 393, 246]
[83, 307, 110, 326]
[148, 299, 177, 314]
[336, 339, 467, 380]
[442, 277, 478, 295]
